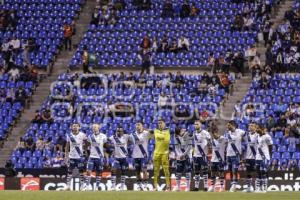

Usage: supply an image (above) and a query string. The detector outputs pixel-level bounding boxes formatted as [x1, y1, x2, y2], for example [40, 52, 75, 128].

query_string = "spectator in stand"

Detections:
[265, 46, 274, 67]
[219, 72, 230, 99]
[266, 115, 276, 132]
[31, 110, 43, 124]
[36, 136, 45, 151]
[207, 53, 216, 74]
[161, 0, 174, 18]
[134, 0, 152, 10]
[52, 153, 64, 168]
[232, 52, 245, 77]
[8, 66, 19, 81]
[25, 136, 35, 152]
[152, 37, 158, 52]
[232, 14, 244, 31]
[190, 3, 199, 17]
[177, 36, 190, 52]
[169, 40, 178, 53]
[180, 0, 190, 18]
[141, 36, 151, 50]
[55, 135, 66, 152]
[138, 48, 152, 75]
[158, 34, 169, 53]
[15, 87, 27, 106]
[174, 71, 184, 88]
[63, 23, 73, 51]
[9, 36, 21, 51]
[41, 108, 53, 124]
[15, 137, 26, 154]
[158, 92, 168, 109]
[44, 156, 52, 168]
[82, 46, 93, 73]
[91, 8, 99, 25]
[233, 100, 241, 119]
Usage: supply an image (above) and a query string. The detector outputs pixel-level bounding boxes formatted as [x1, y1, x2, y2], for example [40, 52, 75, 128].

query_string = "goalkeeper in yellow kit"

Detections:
[151, 118, 171, 191]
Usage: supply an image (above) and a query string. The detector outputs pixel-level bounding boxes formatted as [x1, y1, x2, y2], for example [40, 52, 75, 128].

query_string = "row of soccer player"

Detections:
[64, 119, 272, 192]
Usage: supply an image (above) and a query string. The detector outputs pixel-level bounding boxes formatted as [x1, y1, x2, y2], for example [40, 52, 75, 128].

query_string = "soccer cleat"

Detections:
[203, 188, 208, 192]
[80, 184, 87, 191]
[207, 186, 215, 192]
[185, 188, 190, 192]
[191, 188, 199, 191]
[229, 184, 237, 192]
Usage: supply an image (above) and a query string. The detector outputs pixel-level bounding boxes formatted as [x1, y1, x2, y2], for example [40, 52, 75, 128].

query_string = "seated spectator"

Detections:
[134, 0, 152, 10]
[9, 36, 21, 51]
[195, 80, 208, 96]
[52, 153, 64, 168]
[35, 136, 45, 151]
[232, 14, 244, 31]
[208, 84, 217, 97]
[243, 14, 254, 30]
[44, 137, 53, 151]
[15, 137, 26, 153]
[177, 36, 190, 51]
[274, 114, 287, 131]
[169, 40, 178, 53]
[41, 108, 53, 124]
[5, 88, 15, 103]
[266, 115, 276, 131]
[114, 0, 126, 10]
[8, 66, 20, 81]
[158, 92, 169, 109]
[158, 34, 169, 53]
[270, 159, 279, 171]
[180, 0, 190, 18]
[174, 71, 184, 87]
[25, 136, 35, 152]
[15, 87, 27, 106]
[190, 3, 199, 17]
[43, 156, 52, 168]
[174, 105, 190, 118]
[91, 8, 99, 25]
[31, 110, 43, 124]
[161, 0, 174, 18]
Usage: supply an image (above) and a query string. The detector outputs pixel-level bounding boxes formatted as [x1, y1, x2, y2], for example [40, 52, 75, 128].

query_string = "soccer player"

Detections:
[209, 130, 227, 192]
[173, 127, 193, 192]
[192, 120, 211, 191]
[255, 125, 273, 193]
[243, 122, 258, 193]
[225, 120, 245, 192]
[131, 122, 150, 191]
[83, 124, 108, 191]
[64, 123, 87, 191]
[109, 126, 132, 191]
[152, 118, 171, 191]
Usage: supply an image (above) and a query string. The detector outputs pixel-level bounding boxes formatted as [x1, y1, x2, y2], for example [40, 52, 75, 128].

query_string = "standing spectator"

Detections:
[82, 46, 93, 73]
[63, 23, 73, 51]
[158, 34, 169, 53]
[140, 36, 151, 50]
[161, 0, 174, 18]
[15, 87, 27, 106]
[138, 48, 152, 75]
[265, 46, 274, 67]
[232, 52, 245, 77]
[207, 53, 216, 74]
[180, 0, 190, 18]
[15, 137, 26, 154]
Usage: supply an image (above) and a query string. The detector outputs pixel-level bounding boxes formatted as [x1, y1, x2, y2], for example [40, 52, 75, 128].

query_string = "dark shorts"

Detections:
[87, 157, 103, 172]
[112, 158, 128, 171]
[226, 156, 240, 171]
[193, 157, 208, 172]
[211, 162, 225, 172]
[256, 159, 270, 171]
[245, 159, 256, 172]
[134, 158, 148, 171]
[69, 158, 84, 171]
[176, 159, 192, 173]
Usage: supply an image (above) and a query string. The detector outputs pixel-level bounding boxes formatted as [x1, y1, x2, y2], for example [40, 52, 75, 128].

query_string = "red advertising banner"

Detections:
[0, 178, 4, 190]
[20, 178, 40, 191]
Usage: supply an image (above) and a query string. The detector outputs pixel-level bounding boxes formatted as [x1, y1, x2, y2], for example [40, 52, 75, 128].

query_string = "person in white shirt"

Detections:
[225, 120, 245, 192]
[9, 36, 21, 50]
[177, 36, 190, 51]
[255, 126, 273, 193]
[243, 123, 259, 193]
[131, 122, 150, 191]
[109, 126, 133, 191]
[64, 123, 87, 190]
[208, 131, 227, 192]
[192, 120, 211, 191]
[83, 124, 108, 191]
[158, 92, 169, 109]
[173, 127, 193, 192]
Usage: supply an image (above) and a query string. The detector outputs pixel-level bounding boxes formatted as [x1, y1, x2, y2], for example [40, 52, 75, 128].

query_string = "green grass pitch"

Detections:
[0, 191, 300, 200]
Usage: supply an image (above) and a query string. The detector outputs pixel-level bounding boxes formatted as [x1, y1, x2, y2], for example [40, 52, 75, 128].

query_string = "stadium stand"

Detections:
[69, 0, 274, 68]
[0, 0, 84, 69]
[235, 74, 300, 171]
